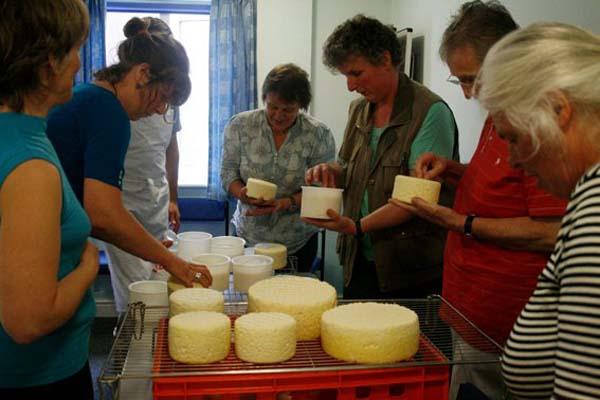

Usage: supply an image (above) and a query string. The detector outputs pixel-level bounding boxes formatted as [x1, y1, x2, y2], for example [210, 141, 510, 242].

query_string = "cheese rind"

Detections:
[392, 175, 441, 204]
[321, 302, 419, 364]
[169, 288, 224, 317]
[254, 243, 287, 270]
[168, 311, 231, 364]
[234, 312, 296, 363]
[248, 276, 337, 340]
[246, 178, 277, 200]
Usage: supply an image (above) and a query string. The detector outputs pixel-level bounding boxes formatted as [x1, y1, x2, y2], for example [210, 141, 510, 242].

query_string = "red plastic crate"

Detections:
[152, 319, 449, 400]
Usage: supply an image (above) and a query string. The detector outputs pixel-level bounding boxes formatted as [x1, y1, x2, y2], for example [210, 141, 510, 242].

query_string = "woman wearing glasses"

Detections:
[100, 18, 187, 313]
[46, 16, 212, 301]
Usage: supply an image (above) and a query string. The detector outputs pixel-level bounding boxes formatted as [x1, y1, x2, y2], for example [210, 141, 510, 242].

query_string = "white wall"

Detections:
[256, 0, 600, 290]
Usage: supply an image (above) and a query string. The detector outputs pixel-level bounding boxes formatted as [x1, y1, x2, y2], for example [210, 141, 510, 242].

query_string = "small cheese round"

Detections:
[246, 178, 277, 200]
[169, 288, 224, 317]
[168, 311, 231, 364]
[234, 312, 296, 363]
[392, 175, 441, 204]
[248, 276, 337, 340]
[254, 243, 287, 270]
[321, 302, 419, 364]
[167, 275, 203, 296]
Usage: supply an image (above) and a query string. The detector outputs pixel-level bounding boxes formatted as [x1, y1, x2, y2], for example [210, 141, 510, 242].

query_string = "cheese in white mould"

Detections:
[167, 276, 202, 296]
[168, 311, 231, 364]
[234, 312, 296, 363]
[254, 243, 287, 270]
[246, 178, 277, 200]
[321, 302, 419, 364]
[248, 276, 337, 340]
[169, 288, 224, 317]
[392, 175, 441, 204]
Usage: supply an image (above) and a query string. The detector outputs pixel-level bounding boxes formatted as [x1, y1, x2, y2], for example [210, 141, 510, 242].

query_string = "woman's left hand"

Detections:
[245, 197, 291, 216]
[389, 197, 464, 232]
[302, 209, 355, 235]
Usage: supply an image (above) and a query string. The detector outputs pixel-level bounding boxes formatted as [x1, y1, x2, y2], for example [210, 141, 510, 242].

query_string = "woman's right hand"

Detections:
[414, 152, 448, 180]
[305, 163, 337, 188]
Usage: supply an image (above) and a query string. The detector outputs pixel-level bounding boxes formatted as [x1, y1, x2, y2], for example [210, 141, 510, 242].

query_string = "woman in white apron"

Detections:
[103, 108, 181, 313]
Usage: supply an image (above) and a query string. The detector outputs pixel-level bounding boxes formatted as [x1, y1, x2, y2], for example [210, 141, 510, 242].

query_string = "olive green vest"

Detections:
[337, 73, 459, 292]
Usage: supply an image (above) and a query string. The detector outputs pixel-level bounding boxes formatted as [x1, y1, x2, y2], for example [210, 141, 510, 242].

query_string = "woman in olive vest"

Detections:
[304, 15, 459, 299]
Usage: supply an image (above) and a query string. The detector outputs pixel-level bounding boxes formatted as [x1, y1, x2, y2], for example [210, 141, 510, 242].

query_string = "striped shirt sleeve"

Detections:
[501, 163, 600, 400]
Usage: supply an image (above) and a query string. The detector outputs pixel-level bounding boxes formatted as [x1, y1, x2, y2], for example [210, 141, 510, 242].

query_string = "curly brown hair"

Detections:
[262, 64, 311, 110]
[0, 0, 89, 112]
[322, 14, 402, 71]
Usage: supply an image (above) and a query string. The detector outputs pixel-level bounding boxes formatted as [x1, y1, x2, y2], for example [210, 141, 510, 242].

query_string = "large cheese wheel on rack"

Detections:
[169, 288, 224, 317]
[234, 312, 297, 363]
[168, 311, 230, 364]
[247, 276, 337, 340]
[321, 302, 419, 364]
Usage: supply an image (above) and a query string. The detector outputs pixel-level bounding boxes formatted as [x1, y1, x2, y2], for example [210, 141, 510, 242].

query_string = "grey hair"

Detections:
[477, 22, 600, 153]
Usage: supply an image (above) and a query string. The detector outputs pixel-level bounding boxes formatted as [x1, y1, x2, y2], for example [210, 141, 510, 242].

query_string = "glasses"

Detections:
[447, 75, 476, 87]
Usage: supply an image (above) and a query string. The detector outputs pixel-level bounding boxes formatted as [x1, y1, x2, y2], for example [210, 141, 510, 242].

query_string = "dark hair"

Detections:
[323, 14, 402, 71]
[139, 17, 172, 36]
[94, 17, 191, 106]
[440, 0, 518, 63]
[261, 64, 311, 110]
[0, 0, 89, 112]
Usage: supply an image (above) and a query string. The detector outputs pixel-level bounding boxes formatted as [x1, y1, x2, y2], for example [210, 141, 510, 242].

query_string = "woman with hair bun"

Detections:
[46, 16, 212, 303]
[101, 17, 190, 313]
[0, 1, 98, 398]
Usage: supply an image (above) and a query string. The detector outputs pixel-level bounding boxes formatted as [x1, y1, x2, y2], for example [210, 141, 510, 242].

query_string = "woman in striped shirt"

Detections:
[477, 22, 600, 399]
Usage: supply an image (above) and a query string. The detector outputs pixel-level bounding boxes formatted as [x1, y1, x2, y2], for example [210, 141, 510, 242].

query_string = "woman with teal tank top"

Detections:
[0, 1, 99, 398]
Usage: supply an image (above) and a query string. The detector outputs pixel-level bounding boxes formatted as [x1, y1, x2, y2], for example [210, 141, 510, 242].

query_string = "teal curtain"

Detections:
[76, 0, 106, 84]
[207, 0, 257, 200]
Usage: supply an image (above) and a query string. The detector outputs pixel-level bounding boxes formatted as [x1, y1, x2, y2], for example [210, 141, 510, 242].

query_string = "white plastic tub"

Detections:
[210, 236, 246, 257]
[176, 231, 212, 261]
[232, 255, 274, 292]
[128, 280, 169, 320]
[191, 254, 231, 292]
[300, 186, 343, 219]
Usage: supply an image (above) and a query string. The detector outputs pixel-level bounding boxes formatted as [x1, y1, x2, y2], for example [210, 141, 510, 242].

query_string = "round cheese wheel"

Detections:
[169, 288, 224, 317]
[168, 311, 231, 364]
[234, 312, 296, 363]
[321, 302, 419, 364]
[254, 243, 287, 270]
[248, 275, 337, 340]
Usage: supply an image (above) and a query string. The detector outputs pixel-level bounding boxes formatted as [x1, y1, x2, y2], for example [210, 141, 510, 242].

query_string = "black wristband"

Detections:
[355, 219, 364, 239]
[287, 195, 298, 212]
[464, 214, 476, 238]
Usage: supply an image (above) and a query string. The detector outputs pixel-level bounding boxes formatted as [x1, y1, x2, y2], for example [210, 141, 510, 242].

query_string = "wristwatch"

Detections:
[287, 195, 299, 212]
[464, 214, 476, 238]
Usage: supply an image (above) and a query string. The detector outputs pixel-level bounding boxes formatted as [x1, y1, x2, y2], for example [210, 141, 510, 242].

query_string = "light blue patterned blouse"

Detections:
[221, 109, 336, 253]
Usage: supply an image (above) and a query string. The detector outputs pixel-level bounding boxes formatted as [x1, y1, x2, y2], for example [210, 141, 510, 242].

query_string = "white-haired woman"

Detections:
[476, 22, 600, 399]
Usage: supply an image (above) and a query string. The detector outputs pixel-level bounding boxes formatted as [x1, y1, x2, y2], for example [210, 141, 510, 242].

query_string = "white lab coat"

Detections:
[104, 111, 178, 313]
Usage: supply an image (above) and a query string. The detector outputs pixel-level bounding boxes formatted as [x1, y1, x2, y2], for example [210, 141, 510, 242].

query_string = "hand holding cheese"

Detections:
[245, 178, 278, 201]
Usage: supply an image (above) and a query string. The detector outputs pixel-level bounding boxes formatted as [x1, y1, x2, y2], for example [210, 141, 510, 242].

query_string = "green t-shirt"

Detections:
[360, 101, 456, 261]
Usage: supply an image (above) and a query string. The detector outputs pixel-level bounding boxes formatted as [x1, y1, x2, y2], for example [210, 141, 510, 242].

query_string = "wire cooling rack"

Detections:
[98, 295, 502, 399]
